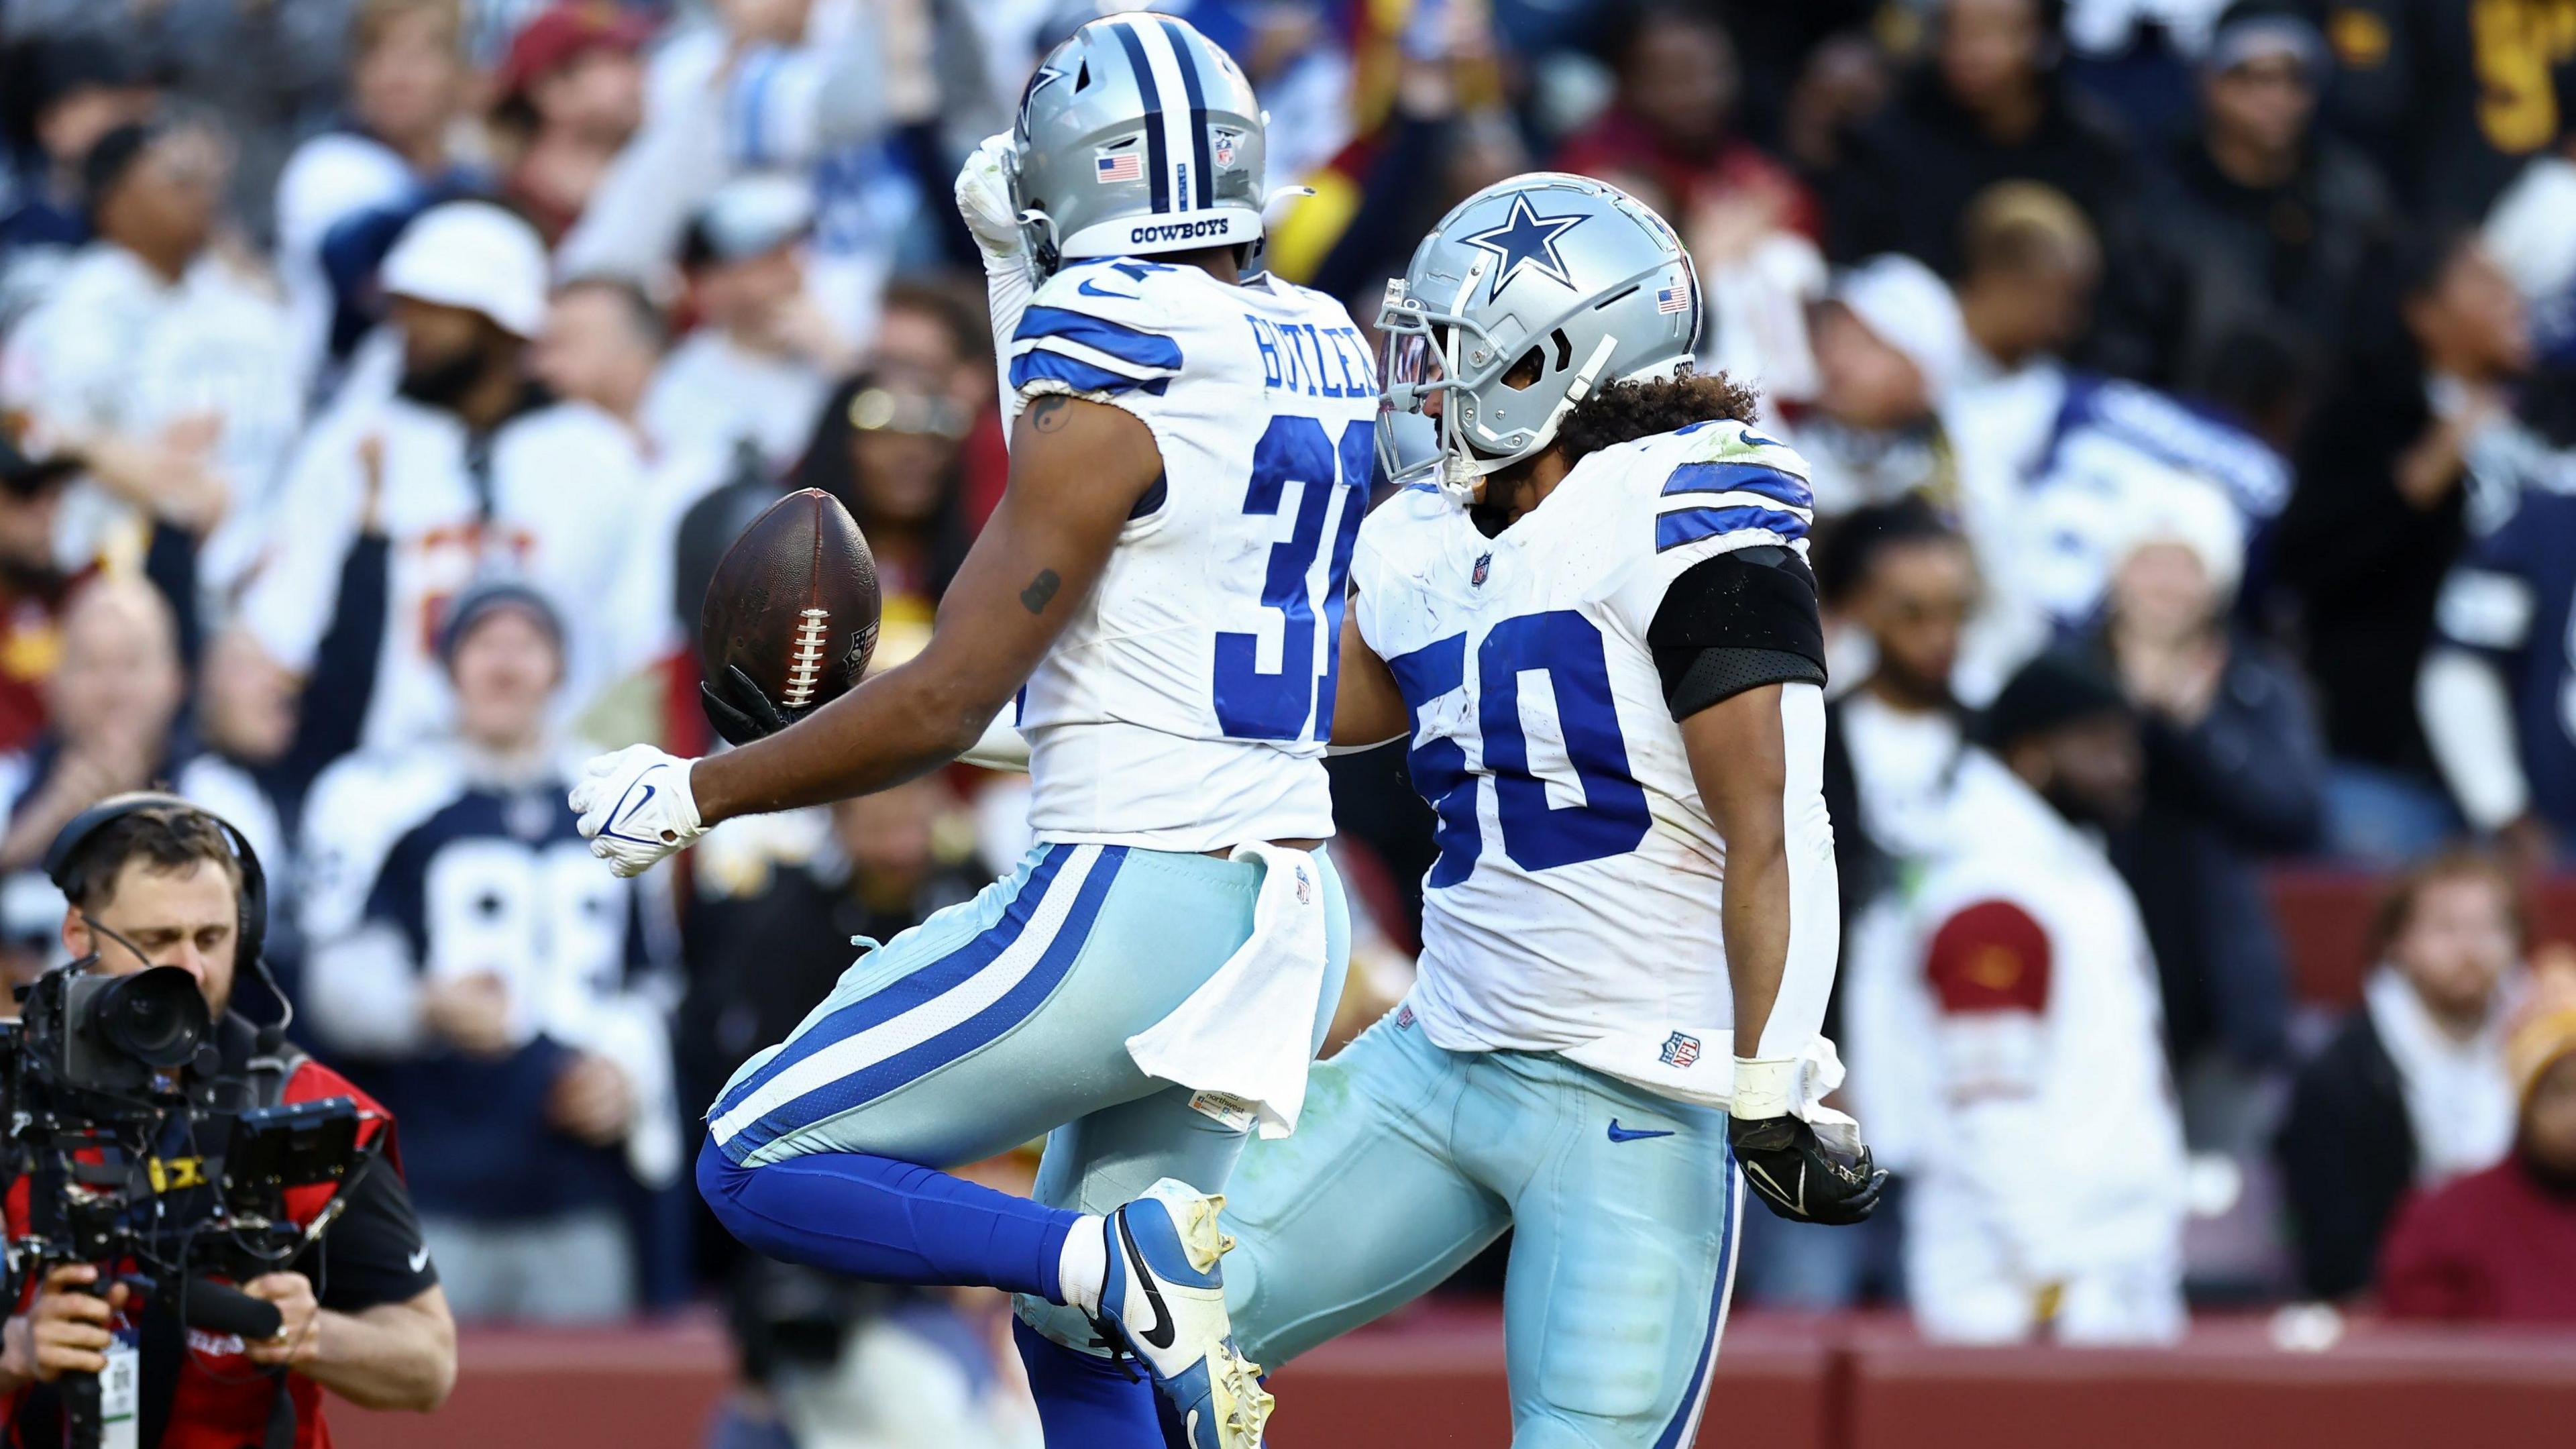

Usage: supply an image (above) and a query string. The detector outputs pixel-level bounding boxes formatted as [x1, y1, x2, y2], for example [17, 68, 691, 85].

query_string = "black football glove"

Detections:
[700, 664, 801, 746]
[1727, 1114, 1886, 1225]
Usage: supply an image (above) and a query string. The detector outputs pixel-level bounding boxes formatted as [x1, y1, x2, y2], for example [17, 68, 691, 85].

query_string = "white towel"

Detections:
[1558, 1030, 1862, 1155]
[1124, 843, 1331, 1139]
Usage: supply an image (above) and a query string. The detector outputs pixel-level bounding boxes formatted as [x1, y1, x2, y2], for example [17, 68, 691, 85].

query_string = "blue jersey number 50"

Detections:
[1387, 609, 1650, 881]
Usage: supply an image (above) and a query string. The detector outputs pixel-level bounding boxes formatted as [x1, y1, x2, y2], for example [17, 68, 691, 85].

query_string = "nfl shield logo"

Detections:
[1396, 1005, 1416, 1029]
[1295, 865, 1312, 904]
[1472, 551, 1491, 587]
[1659, 1032, 1703, 1068]
[1213, 131, 1238, 166]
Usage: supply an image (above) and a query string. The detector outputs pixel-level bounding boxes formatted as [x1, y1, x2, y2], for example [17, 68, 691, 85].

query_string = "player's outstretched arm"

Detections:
[694, 395, 1160, 820]
[574, 395, 1159, 876]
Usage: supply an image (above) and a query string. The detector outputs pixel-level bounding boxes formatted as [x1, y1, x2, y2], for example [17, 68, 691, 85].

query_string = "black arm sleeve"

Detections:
[1647, 547, 1827, 720]
[299, 1151, 439, 1314]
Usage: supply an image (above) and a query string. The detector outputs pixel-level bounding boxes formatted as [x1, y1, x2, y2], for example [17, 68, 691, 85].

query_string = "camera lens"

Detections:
[89, 966, 209, 1069]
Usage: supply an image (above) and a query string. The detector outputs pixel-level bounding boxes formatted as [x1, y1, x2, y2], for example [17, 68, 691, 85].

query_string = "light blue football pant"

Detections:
[704, 840, 1348, 1284]
[1222, 1011, 1746, 1449]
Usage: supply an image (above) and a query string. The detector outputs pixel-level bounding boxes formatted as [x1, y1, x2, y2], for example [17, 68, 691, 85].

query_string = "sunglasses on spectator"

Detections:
[848, 388, 971, 440]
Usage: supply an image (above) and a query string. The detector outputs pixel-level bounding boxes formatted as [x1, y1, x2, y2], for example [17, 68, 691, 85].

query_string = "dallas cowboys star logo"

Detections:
[1460, 194, 1586, 302]
[1019, 62, 1067, 123]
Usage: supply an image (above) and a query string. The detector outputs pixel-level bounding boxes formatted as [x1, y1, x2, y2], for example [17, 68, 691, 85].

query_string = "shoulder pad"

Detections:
[1014, 259, 1193, 399]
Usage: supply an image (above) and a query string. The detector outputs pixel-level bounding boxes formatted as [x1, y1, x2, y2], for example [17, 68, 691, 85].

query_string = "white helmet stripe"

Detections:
[1118, 13, 1199, 220]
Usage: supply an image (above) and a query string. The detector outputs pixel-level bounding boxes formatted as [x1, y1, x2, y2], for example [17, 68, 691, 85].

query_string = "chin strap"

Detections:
[1436, 331, 1623, 507]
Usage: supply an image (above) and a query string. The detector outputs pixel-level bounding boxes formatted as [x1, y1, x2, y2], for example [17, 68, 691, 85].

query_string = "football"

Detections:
[698, 487, 881, 722]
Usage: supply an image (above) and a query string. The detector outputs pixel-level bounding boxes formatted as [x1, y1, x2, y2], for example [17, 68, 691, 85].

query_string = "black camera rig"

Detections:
[0, 962, 376, 1449]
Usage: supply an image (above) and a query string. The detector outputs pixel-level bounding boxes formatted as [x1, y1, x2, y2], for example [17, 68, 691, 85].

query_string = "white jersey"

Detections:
[1006, 257, 1379, 850]
[1351, 419, 1820, 1057]
[238, 393, 651, 751]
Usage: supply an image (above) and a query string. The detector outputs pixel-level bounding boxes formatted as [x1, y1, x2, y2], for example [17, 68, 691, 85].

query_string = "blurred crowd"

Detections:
[5, 0, 2576, 1436]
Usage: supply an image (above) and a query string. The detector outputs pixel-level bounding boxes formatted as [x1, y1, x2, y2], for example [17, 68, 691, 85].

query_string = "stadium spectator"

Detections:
[2318, 0, 2576, 224]
[1822, 0, 2137, 277]
[2483, 68, 2576, 368]
[1277, 6, 1523, 306]
[2275, 228, 2530, 861]
[1552, 2, 1820, 242]
[231, 202, 651, 783]
[2379, 959, 2576, 1322]
[0, 37, 153, 305]
[2094, 476, 2319, 1075]
[298, 584, 681, 1324]
[553, 0, 914, 337]
[2096, 4, 2393, 397]
[1846, 651, 2188, 1344]
[783, 372, 973, 665]
[0, 578, 281, 894]
[0, 800, 455, 1436]
[0, 434, 77, 758]
[1777, 28, 1894, 177]
[2276, 851, 2521, 1301]
[869, 278, 1007, 530]
[488, 3, 651, 245]
[1951, 181, 2100, 385]
[1941, 182, 2291, 699]
[0, 119, 303, 602]
[643, 175, 843, 472]
[1739, 500, 1976, 1311]
[273, 0, 482, 390]
[1818, 499, 1977, 889]
[2419, 381, 2576, 863]
[1778, 254, 1970, 517]
[5, 0, 352, 247]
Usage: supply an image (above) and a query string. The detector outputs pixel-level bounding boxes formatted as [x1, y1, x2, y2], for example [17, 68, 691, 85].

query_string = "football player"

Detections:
[1222, 173, 1887, 1446]
[568, 15, 1370, 1448]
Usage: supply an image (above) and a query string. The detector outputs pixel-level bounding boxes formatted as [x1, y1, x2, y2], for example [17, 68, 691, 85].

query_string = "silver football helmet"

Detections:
[1378, 172, 1701, 503]
[1011, 12, 1267, 276]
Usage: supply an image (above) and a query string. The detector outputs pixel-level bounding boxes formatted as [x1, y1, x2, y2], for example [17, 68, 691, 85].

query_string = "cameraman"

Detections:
[0, 802, 455, 1446]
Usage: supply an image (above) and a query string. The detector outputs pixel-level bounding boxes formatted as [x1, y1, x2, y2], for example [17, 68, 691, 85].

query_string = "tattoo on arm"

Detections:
[1020, 568, 1062, 614]
[1028, 396, 1071, 433]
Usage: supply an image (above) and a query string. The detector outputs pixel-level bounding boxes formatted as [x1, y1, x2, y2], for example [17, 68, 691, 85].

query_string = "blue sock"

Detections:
[1013, 1318, 1170, 1448]
[697, 1137, 1080, 1299]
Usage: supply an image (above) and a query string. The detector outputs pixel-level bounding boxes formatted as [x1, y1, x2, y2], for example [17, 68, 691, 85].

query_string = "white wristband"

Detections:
[1729, 1056, 1796, 1120]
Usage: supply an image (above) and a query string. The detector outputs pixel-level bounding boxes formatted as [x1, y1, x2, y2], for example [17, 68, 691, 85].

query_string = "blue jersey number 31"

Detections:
[1214, 415, 1373, 740]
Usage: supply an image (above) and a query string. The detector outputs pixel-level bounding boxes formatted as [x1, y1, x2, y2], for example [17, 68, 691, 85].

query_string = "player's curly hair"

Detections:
[1556, 372, 1761, 466]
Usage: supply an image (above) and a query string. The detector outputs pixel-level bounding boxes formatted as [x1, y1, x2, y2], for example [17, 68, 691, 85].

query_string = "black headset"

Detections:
[41, 790, 286, 1049]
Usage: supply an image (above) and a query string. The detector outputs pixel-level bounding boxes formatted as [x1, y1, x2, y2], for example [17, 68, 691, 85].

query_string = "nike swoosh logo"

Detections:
[408, 1246, 431, 1273]
[1116, 1214, 1178, 1351]
[1607, 1120, 1675, 1143]
[1746, 1159, 1805, 1216]
[1077, 278, 1136, 299]
[602, 780, 657, 843]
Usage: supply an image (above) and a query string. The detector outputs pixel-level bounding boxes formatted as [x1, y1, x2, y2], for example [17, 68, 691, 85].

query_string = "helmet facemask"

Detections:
[1375, 270, 1633, 508]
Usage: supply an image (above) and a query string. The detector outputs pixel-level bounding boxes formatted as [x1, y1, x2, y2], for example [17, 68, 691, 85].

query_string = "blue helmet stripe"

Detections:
[1110, 23, 1171, 215]
[1157, 16, 1215, 210]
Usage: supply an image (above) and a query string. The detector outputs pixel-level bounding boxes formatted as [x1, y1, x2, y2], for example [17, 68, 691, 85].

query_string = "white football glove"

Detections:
[954, 130, 1026, 268]
[571, 745, 706, 878]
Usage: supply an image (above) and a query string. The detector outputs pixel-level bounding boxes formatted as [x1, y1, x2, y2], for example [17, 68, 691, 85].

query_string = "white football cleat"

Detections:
[1095, 1178, 1273, 1449]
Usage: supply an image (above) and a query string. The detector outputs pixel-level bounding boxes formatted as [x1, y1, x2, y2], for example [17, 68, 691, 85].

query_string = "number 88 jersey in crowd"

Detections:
[1006, 254, 1379, 851]
[1352, 417, 1821, 1067]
